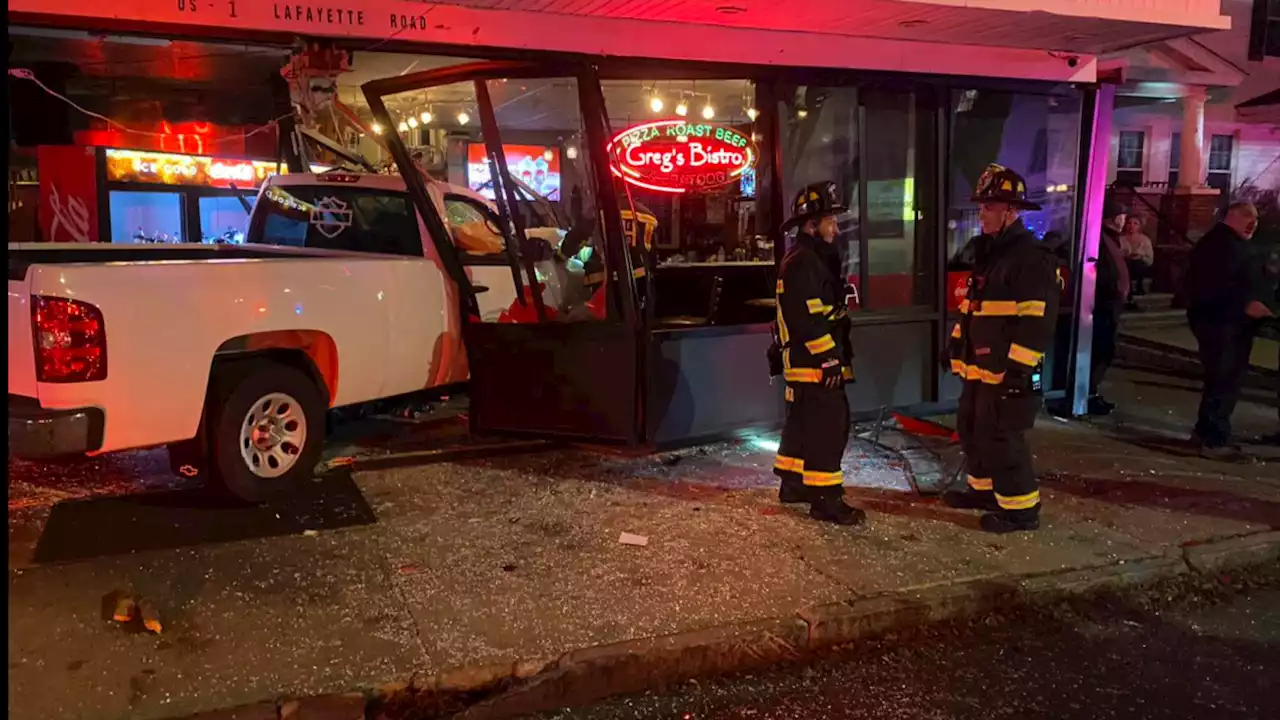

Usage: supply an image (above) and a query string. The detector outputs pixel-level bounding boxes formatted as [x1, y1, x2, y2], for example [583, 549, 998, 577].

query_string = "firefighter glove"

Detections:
[821, 358, 844, 388]
[767, 342, 784, 378]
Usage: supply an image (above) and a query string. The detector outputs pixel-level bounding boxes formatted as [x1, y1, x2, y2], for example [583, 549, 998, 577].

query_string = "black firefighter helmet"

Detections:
[971, 163, 1041, 211]
[782, 181, 847, 232]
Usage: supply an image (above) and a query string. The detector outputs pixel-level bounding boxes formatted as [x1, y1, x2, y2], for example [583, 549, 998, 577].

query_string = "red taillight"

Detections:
[32, 296, 107, 383]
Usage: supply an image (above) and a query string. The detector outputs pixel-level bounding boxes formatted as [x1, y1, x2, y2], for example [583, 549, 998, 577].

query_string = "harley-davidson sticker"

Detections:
[310, 195, 353, 238]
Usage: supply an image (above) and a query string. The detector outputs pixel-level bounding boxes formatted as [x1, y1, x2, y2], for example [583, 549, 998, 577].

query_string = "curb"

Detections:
[168, 532, 1280, 720]
[1183, 531, 1280, 574]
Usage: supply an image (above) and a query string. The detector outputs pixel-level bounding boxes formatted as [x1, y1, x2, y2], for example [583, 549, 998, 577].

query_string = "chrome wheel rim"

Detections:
[239, 392, 306, 478]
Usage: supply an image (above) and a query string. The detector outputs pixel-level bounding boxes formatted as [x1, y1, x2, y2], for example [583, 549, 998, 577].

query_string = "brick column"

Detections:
[1160, 188, 1221, 305]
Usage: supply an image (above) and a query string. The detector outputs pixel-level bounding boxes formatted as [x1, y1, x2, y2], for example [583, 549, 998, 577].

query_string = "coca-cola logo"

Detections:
[608, 120, 756, 194]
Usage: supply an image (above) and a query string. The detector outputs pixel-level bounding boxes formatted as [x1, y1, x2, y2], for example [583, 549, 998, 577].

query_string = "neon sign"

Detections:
[607, 120, 756, 194]
[104, 149, 288, 189]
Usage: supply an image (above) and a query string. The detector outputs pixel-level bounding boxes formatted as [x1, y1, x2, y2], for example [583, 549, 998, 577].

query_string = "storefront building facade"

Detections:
[10, 0, 1234, 440]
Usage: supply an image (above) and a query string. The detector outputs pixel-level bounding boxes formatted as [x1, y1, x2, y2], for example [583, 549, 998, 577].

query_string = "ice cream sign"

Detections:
[608, 120, 755, 194]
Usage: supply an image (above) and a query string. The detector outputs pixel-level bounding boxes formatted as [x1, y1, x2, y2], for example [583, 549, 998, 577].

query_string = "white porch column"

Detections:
[1179, 85, 1207, 188]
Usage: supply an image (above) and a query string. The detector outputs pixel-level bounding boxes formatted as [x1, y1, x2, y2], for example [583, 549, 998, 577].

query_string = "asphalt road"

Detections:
[536, 581, 1280, 720]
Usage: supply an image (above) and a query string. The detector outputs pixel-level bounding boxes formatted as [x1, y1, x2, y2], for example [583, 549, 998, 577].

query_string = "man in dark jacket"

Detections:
[1185, 202, 1273, 460]
[942, 164, 1060, 534]
[772, 181, 865, 526]
[1088, 199, 1130, 416]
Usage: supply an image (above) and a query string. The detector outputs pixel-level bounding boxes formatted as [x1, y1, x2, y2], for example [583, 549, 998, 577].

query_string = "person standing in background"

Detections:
[1184, 202, 1273, 460]
[1087, 199, 1129, 416]
[1121, 216, 1155, 305]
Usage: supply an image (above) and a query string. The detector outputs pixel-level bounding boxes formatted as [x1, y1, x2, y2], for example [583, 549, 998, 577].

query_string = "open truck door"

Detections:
[362, 61, 643, 444]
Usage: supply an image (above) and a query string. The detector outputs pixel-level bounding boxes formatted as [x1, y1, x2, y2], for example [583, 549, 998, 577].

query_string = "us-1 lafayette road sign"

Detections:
[11, 0, 458, 40]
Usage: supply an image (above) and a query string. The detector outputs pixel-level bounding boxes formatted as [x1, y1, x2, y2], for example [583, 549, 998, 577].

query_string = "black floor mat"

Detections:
[30, 470, 376, 564]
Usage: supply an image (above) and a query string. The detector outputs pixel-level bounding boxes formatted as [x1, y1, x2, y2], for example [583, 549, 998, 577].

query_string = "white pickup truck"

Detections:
[8, 172, 543, 502]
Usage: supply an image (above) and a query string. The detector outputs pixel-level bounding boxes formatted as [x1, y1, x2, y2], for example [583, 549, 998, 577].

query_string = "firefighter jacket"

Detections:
[775, 233, 852, 383]
[948, 219, 1059, 387]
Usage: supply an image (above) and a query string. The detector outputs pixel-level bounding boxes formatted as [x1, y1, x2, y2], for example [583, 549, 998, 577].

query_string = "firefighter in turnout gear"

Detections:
[772, 181, 866, 526]
[944, 164, 1060, 534]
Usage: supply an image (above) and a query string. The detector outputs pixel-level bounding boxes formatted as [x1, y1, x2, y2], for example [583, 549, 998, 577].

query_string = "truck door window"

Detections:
[250, 185, 422, 257]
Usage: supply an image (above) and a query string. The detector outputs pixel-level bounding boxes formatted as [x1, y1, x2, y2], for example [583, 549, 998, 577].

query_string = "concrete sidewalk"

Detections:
[7, 369, 1280, 720]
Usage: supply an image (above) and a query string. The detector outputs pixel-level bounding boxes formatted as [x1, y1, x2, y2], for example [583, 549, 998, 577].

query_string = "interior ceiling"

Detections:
[8, 33, 289, 83]
[400, 0, 1222, 54]
[8, 33, 288, 124]
[335, 53, 756, 131]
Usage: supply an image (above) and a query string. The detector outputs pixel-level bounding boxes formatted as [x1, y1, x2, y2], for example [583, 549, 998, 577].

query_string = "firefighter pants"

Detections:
[957, 382, 1041, 514]
[774, 383, 850, 487]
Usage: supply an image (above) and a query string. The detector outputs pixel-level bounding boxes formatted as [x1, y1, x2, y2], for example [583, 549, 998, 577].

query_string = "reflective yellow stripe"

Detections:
[967, 475, 993, 491]
[996, 490, 1040, 510]
[950, 323, 962, 339]
[841, 366, 853, 380]
[806, 298, 832, 315]
[973, 300, 1019, 317]
[774, 455, 804, 472]
[805, 334, 835, 354]
[784, 387, 795, 402]
[959, 299, 971, 314]
[802, 469, 843, 487]
[1017, 300, 1046, 317]
[776, 279, 784, 293]
[827, 307, 848, 321]
[777, 313, 791, 344]
[950, 360, 1005, 385]
[784, 368, 823, 383]
[783, 347, 792, 369]
[632, 267, 647, 279]
[584, 271, 606, 285]
[1008, 343, 1044, 367]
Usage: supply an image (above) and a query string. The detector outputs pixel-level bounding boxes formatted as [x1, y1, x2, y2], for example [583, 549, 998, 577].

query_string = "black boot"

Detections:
[778, 475, 810, 504]
[942, 489, 1000, 512]
[809, 486, 866, 526]
[1087, 396, 1116, 416]
[979, 507, 1040, 534]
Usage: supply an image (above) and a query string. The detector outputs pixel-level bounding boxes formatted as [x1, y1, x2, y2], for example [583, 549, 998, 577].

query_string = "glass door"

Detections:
[362, 61, 642, 444]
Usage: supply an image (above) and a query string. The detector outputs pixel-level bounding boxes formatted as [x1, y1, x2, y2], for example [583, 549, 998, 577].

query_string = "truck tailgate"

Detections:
[8, 277, 37, 399]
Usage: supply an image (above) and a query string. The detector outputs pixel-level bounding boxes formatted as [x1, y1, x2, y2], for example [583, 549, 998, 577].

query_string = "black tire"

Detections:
[207, 361, 326, 504]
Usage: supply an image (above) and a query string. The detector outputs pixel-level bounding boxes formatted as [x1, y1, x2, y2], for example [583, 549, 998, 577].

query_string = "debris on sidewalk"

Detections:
[138, 600, 163, 634]
[318, 456, 357, 474]
[110, 593, 136, 623]
[619, 532, 649, 547]
[102, 590, 162, 634]
[302, 529, 320, 537]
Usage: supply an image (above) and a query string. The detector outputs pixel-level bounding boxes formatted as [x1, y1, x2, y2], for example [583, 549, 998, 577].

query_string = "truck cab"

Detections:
[247, 172, 530, 323]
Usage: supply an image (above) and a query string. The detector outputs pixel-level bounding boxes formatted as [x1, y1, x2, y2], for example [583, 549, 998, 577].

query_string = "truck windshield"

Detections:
[246, 184, 422, 256]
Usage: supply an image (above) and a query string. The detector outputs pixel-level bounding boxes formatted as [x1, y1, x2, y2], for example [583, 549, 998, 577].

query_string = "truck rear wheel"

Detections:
[209, 361, 326, 503]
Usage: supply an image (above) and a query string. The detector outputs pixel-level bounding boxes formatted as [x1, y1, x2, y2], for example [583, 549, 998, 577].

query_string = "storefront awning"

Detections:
[419, 0, 1234, 55]
[9, 0, 1232, 81]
